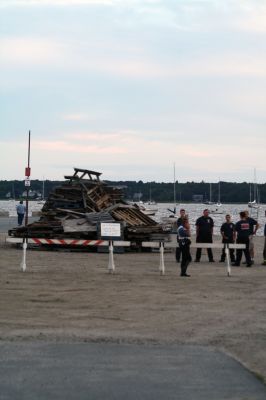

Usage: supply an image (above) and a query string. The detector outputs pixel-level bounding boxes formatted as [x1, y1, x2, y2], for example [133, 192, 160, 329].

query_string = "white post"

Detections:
[159, 242, 165, 275]
[20, 240, 27, 272]
[225, 245, 231, 277]
[108, 240, 115, 274]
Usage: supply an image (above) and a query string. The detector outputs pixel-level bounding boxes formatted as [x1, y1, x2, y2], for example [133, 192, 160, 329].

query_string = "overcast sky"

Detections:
[0, 0, 266, 183]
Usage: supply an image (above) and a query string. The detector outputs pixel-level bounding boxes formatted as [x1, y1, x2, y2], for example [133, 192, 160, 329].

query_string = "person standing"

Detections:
[176, 208, 186, 263]
[195, 209, 215, 262]
[245, 210, 259, 264]
[177, 216, 192, 277]
[233, 211, 252, 267]
[262, 223, 266, 266]
[16, 200, 26, 226]
[219, 214, 236, 263]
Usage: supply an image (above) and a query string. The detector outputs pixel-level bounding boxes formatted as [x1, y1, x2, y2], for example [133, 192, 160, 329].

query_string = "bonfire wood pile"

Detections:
[9, 168, 167, 243]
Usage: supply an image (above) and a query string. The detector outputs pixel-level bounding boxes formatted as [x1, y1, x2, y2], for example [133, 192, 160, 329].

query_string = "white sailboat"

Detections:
[37, 178, 46, 205]
[209, 180, 223, 214]
[248, 169, 260, 210]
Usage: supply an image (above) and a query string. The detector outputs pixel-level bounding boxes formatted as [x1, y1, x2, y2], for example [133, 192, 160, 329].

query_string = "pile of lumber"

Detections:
[9, 168, 167, 242]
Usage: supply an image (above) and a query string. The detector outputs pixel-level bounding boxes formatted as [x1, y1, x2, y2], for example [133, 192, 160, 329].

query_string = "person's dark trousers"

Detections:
[175, 246, 181, 262]
[180, 243, 192, 275]
[17, 213, 24, 226]
[263, 237, 266, 261]
[235, 238, 251, 265]
[220, 240, 235, 262]
[195, 235, 214, 261]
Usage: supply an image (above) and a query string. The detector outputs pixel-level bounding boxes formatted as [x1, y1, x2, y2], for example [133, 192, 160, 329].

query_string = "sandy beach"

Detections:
[0, 233, 266, 383]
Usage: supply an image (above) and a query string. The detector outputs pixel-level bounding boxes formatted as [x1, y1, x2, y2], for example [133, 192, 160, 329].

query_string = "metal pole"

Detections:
[225, 244, 231, 277]
[25, 130, 31, 226]
[108, 240, 115, 273]
[159, 242, 165, 275]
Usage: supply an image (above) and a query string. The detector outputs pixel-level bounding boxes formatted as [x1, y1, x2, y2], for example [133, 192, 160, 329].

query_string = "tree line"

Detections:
[0, 179, 265, 204]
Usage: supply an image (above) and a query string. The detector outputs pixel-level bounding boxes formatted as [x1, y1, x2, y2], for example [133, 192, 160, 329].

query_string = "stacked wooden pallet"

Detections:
[9, 168, 166, 242]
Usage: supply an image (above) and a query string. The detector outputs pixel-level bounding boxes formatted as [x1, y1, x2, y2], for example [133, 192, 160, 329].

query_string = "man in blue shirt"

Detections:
[16, 200, 26, 226]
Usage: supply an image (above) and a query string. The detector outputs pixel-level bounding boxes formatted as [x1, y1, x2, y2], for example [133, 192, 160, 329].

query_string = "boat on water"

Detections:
[135, 203, 157, 216]
[209, 181, 224, 214]
[248, 169, 260, 212]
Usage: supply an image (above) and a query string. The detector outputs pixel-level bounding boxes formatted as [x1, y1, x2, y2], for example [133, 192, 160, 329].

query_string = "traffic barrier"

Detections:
[6, 237, 131, 273]
[6, 237, 246, 276]
[142, 242, 246, 276]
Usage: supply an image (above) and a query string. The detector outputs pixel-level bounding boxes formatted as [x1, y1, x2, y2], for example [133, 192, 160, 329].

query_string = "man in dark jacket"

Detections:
[262, 223, 266, 266]
[220, 214, 236, 262]
[233, 211, 252, 267]
[176, 208, 186, 262]
[195, 209, 214, 262]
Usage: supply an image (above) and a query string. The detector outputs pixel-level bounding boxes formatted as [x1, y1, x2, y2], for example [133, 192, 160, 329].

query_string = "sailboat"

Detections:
[167, 163, 179, 217]
[248, 169, 260, 210]
[203, 183, 215, 205]
[209, 180, 223, 214]
[146, 183, 157, 207]
[37, 178, 46, 205]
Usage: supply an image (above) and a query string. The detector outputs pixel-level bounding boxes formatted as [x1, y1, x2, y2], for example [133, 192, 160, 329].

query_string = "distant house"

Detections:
[192, 194, 203, 203]
[22, 190, 38, 198]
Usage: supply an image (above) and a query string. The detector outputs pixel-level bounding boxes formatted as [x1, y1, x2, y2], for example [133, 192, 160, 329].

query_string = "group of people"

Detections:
[176, 208, 266, 277]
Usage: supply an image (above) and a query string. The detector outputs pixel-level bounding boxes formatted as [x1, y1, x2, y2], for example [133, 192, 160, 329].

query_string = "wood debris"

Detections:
[9, 168, 168, 244]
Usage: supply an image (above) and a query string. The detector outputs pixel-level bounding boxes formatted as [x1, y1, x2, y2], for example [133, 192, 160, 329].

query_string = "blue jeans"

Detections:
[17, 213, 24, 226]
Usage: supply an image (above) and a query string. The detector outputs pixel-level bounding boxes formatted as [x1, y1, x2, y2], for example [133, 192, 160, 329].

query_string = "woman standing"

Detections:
[177, 216, 192, 277]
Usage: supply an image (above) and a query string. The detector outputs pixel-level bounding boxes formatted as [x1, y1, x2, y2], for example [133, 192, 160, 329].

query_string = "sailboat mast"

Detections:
[173, 162, 176, 205]
[42, 177, 45, 200]
[209, 183, 212, 203]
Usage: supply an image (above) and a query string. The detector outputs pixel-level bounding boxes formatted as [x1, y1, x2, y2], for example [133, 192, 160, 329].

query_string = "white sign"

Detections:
[101, 223, 121, 237]
[25, 177, 31, 187]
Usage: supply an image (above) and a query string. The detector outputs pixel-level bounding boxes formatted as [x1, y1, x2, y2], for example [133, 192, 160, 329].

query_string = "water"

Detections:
[152, 203, 266, 236]
[0, 200, 43, 217]
[1, 200, 265, 236]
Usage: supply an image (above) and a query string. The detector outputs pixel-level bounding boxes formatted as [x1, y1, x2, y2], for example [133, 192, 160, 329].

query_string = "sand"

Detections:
[0, 233, 266, 382]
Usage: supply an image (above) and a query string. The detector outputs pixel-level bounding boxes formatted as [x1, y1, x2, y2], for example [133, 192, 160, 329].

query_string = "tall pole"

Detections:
[173, 162, 176, 206]
[25, 131, 31, 226]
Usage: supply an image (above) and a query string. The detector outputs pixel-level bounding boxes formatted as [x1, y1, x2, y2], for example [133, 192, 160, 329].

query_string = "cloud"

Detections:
[33, 140, 126, 154]
[61, 113, 91, 122]
[0, 0, 115, 7]
[0, 37, 65, 66]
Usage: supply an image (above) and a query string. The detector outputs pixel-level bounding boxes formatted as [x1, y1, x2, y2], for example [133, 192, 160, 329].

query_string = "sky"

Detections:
[0, 0, 266, 183]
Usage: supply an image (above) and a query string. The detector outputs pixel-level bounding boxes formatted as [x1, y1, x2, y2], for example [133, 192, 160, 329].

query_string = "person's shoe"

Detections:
[209, 259, 215, 262]
[242, 261, 247, 264]
[176, 260, 180, 263]
[246, 263, 252, 267]
[194, 259, 200, 262]
[261, 261, 266, 266]
[180, 273, 190, 277]
[232, 263, 240, 267]
[219, 259, 225, 263]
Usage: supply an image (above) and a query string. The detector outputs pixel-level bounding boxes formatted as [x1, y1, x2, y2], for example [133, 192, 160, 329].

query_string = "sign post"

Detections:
[21, 130, 31, 272]
[100, 223, 121, 274]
